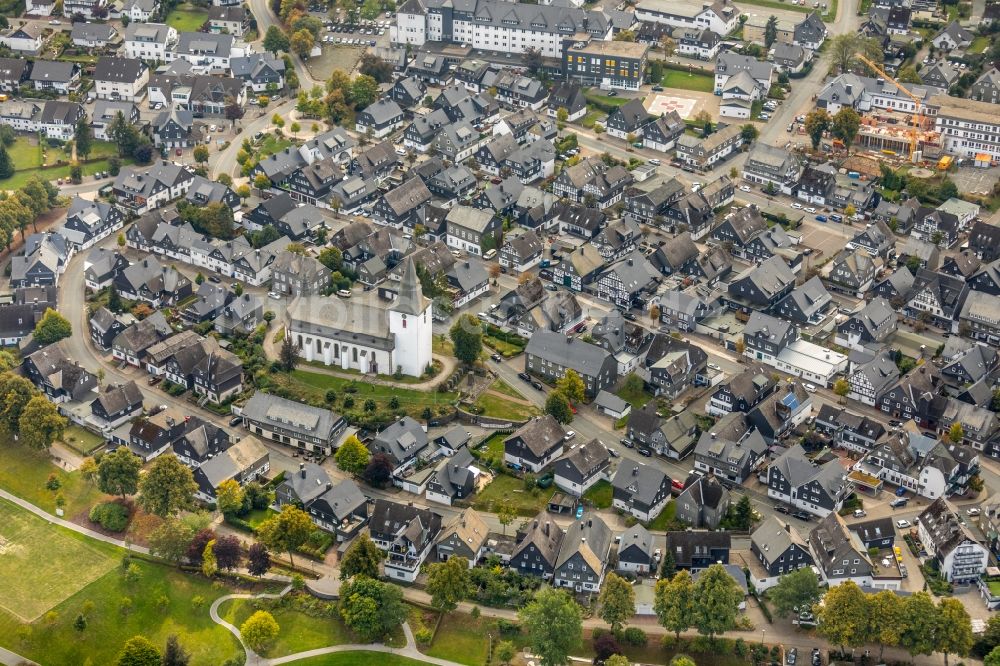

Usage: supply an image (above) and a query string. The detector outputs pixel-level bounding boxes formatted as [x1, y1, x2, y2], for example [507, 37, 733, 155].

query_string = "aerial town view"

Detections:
[0, 0, 998, 661]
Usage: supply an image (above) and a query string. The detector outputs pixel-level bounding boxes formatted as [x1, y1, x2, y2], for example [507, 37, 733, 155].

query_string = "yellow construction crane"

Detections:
[856, 54, 923, 160]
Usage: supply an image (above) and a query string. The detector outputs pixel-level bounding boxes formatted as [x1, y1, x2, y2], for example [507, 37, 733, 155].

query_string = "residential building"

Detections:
[693, 412, 768, 483]
[808, 512, 874, 588]
[503, 415, 566, 473]
[667, 531, 731, 571]
[612, 458, 672, 521]
[749, 517, 814, 591]
[240, 392, 347, 455]
[369, 499, 443, 582]
[553, 517, 613, 592]
[676, 474, 731, 529]
[525, 329, 618, 398]
[767, 445, 851, 517]
[917, 498, 988, 583]
[553, 439, 611, 496]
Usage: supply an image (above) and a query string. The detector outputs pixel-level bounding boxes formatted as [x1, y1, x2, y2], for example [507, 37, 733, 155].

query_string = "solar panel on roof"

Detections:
[781, 392, 800, 410]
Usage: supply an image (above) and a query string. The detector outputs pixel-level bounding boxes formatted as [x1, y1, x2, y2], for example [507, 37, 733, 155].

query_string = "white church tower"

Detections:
[389, 257, 433, 377]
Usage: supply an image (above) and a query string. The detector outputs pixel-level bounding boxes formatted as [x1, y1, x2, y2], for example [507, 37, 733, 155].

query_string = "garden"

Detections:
[660, 68, 715, 94]
[0, 136, 128, 190]
[165, 3, 210, 32]
[472, 473, 555, 517]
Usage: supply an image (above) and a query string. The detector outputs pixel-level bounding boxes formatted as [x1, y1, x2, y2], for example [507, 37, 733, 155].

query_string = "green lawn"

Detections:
[472, 392, 539, 422]
[582, 479, 613, 509]
[585, 90, 630, 108]
[490, 378, 524, 400]
[969, 35, 990, 53]
[217, 595, 352, 657]
[422, 613, 514, 665]
[300, 358, 442, 385]
[661, 69, 715, 93]
[7, 136, 42, 170]
[0, 158, 128, 191]
[0, 438, 108, 518]
[292, 654, 438, 666]
[287, 370, 457, 406]
[646, 500, 678, 531]
[473, 474, 554, 517]
[60, 425, 106, 456]
[0, 498, 118, 622]
[474, 431, 507, 468]
[165, 3, 209, 31]
[258, 135, 295, 159]
[483, 335, 523, 357]
[579, 110, 603, 129]
[616, 378, 653, 409]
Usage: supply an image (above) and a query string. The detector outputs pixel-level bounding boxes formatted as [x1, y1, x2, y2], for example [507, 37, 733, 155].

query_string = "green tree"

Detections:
[832, 108, 861, 152]
[263, 25, 290, 55]
[833, 378, 850, 399]
[241, 610, 280, 653]
[937, 597, 973, 666]
[669, 657, 694, 666]
[449, 314, 483, 364]
[350, 74, 380, 110]
[161, 635, 190, 666]
[201, 539, 218, 578]
[18, 395, 66, 450]
[897, 65, 922, 84]
[338, 576, 407, 642]
[764, 15, 778, 47]
[192, 145, 209, 164]
[0, 144, 14, 180]
[818, 581, 870, 653]
[73, 613, 87, 634]
[829, 33, 860, 74]
[257, 504, 314, 566]
[868, 589, 903, 661]
[318, 246, 343, 271]
[948, 422, 965, 443]
[607, 657, 631, 666]
[426, 556, 471, 612]
[545, 391, 573, 424]
[279, 334, 300, 371]
[116, 635, 161, 666]
[215, 478, 244, 515]
[519, 588, 582, 666]
[339, 533, 383, 580]
[75, 117, 92, 160]
[899, 591, 940, 657]
[147, 519, 196, 564]
[98, 447, 143, 498]
[0, 372, 36, 434]
[495, 640, 517, 665]
[290, 28, 315, 58]
[137, 455, 198, 518]
[360, 0, 380, 19]
[804, 109, 830, 151]
[496, 497, 516, 535]
[987, 647, 1000, 666]
[731, 494, 754, 530]
[33, 308, 72, 344]
[335, 434, 370, 476]
[599, 572, 636, 632]
[767, 567, 820, 618]
[692, 563, 743, 640]
[740, 124, 759, 143]
[555, 370, 586, 404]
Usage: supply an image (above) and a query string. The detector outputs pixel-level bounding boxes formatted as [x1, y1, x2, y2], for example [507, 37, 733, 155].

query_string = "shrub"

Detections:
[593, 633, 622, 661]
[622, 627, 647, 647]
[496, 619, 520, 635]
[88, 501, 130, 532]
[415, 627, 433, 644]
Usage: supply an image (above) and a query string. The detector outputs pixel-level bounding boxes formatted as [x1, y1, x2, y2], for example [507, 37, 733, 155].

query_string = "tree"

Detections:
[340, 533, 383, 580]
[33, 308, 72, 344]
[215, 479, 244, 515]
[764, 15, 778, 47]
[937, 597, 973, 666]
[768, 567, 820, 618]
[817, 581, 869, 653]
[290, 28, 315, 58]
[137, 455, 198, 518]
[496, 497, 516, 535]
[868, 589, 903, 661]
[988, 647, 1000, 666]
[613, 29, 636, 41]
[692, 563, 743, 640]
[74, 612, 87, 634]
[263, 25, 290, 54]
[236, 184, 251, 201]
[201, 540, 218, 578]
[241, 610, 279, 654]
[98, 447, 142, 499]
[545, 391, 573, 424]
[554, 370, 586, 405]
[496, 640, 517, 665]
[213, 535, 242, 572]
[362, 453, 394, 488]
[360, 0, 380, 19]
[804, 109, 830, 150]
[833, 378, 849, 399]
[832, 108, 861, 152]
[0, 144, 13, 180]
[730, 494, 753, 530]
[335, 434, 370, 476]
[523, 47, 543, 74]
[339, 576, 407, 642]
[829, 33, 860, 74]
[449, 314, 483, 364]
[0, 372, 36, 434]
[948, 422, 965, 444]
[519, 588, 582, 666]
[116, 636, 161, 666]
[148, 519, 196, 564]
[740, 124, 759, 143]
[599, 572, 635, 632]
[655, 571, 695, 639]
[359, 54, 394, 83]
[75, 117, 92, 160]
[607, 657, 631, 666]
[257, 504, 314, 566]
[318, 246, 343, 271]
[279, 334, 300, 371]
[426, 556, 471, 612]
[899, 592, 940, 657]
[161, 635, 190, 666]
[247, 543, 272, 578]
[659, 548, 676, 578]
[19, 395, 66, 450]
[350, 74, 379, 110]
[192, 145, 209, 164]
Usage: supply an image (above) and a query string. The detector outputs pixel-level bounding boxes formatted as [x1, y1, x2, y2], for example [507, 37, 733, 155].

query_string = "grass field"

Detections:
[217, 596, 352, 657]
[60, 425, 105, 456]
[661, 69, 715, 93]
[646, 500, 678, 531]
[582, 479, 613, 509]
[585, 91, 630, 108]
[423, 613, 510, 665]
[0, 438, 107, 517]
[616, 378, 654, 409]
[969, 35, 990, 53]
[580, 110, 603, 128]
[490, 379, 524, 400]
[285, 370, 457, 410]
[292, 654, 436, 666]
[472, 392, 539, 422]
[0, 158, 126, 191]
[165, 3, 209, 31]
[473, 474, 554, 517]
[258, 135, 295, 159]
[0, 498, 118, 621]
[483, 335, 522, 357]
[8, 137, 42, 170]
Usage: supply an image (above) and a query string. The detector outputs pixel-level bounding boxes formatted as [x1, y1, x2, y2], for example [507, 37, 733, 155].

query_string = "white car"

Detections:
[49, 19, 61, 24]
[268, 292, 282, 300]
[967, 507, 981, 516]
[739, 185, 751, 192]
[708, 363, 721, 371]
[791, 203, 803, 210]
[896, 519, 911, 529]
[804, 383, 817, 393]
[805, 207, 817, 213]
[648, 158, 661, 166]
[563, 430, 576, 441]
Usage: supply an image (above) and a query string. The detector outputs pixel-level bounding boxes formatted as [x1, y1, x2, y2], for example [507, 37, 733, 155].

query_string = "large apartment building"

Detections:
[563, 40, 649, 91]
[931, 95, 1000, 164]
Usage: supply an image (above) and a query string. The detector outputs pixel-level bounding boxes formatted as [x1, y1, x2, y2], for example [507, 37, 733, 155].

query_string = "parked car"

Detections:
[517, 372, 531, 382]
[490, 353, 502, 363]
[967, 507, 981, 516]
[804, 383, 817, 392]
[791, 511, 813, 521]
[229, 415, 242, 426]
[531, 380, 543, 391]
[890, 497, 908, 508]
[895, 486, 908, 497]
[563, 430, 576, 441]
[896, 519, 911, 529]
[853, 509, 867, 518]
[774, 504, 791, 515]
[787, 648, 797, 665]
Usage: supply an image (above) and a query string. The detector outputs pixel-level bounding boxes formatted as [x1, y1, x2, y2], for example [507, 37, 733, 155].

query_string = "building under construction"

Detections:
[856, 110, 943, 161]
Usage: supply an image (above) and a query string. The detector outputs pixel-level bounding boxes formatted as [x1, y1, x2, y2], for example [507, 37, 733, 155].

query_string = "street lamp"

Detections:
[761, 629, 766, 646]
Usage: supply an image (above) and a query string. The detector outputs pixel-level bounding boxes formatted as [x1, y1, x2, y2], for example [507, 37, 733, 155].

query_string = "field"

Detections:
[7, 137, 42, 170]
[661, 69, 715, 94]
[217, 595, 352, 657]
[305, 45, 365, 84]
[646, 500, 678, 531]
[969, 35, 990, 53]
[0, 158, 126, 191]
[0, 438, 107, 517]
[60, 425, 106, 456]
[293, 654, 436, 666]
[0, 498, 118, 621]
[473, 474, 554, 517]
[581, 479, 613, 509]
[421, 612, 524, 665]
[616, 379, 654, 409]
[165, 3, 209, 31]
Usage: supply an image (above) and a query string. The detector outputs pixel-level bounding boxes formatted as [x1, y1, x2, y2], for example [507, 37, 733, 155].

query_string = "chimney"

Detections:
[299, 462, 306, 478]
[543, 521, 550, 536]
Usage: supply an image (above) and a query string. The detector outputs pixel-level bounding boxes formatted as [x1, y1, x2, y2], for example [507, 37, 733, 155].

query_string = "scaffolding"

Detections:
[856, 55, 927, 162]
